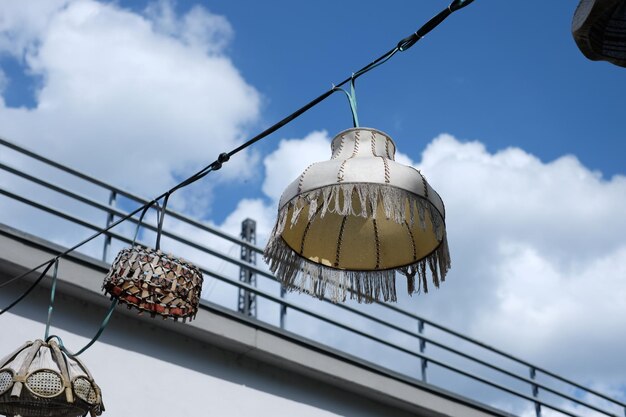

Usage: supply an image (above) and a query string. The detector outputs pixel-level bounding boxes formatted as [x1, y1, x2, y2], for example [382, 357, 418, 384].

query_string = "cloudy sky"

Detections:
[0, 0, 625, 416]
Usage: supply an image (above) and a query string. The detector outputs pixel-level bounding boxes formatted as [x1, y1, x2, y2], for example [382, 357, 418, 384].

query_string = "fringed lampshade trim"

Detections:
[264, 234, 451, 304]
[265, 182, 450, 303]
[272, 183, 446, 241]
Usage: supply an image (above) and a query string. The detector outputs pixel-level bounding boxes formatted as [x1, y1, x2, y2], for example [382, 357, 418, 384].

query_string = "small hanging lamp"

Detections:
[102, 196, 204, 322]
[103, 246, 203, 321]
[264, 127, 450, 303]
[0, 339, 104, 417]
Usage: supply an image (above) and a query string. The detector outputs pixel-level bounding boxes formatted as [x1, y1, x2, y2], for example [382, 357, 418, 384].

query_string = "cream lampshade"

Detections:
[264, 127, 450, 303]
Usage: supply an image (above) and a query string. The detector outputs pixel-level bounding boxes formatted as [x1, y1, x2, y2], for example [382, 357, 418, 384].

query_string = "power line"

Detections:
[0, 0, 475, 315]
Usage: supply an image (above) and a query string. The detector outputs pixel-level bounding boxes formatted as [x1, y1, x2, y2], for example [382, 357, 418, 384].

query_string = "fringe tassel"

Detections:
[273, 183, 446, 239]
[398, 233, 451, 296]
[265, 236, 397, 303]
[265, 183, 451, 302]
[264, 234, 451, 303]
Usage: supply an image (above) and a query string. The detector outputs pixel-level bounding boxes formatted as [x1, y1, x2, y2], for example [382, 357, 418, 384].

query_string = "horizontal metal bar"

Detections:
[328, 303, 616, 415]
[374, 300, 626, 408]
[0, 162, 113, 216]
[198, 268, 607, 417]
[0, 138, 263, 253]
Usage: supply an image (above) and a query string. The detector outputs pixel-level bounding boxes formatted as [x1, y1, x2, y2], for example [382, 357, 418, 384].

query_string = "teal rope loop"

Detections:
[334, 76, 360, 128]
[333, 47, 401, 128]
[44, 258, 60, 340]
[43, 256, 118, 356]
[132, 200, 161, 246]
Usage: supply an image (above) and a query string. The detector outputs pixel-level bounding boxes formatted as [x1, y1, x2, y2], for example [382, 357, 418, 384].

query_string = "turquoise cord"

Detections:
[46, 298, 118, 357]
[44, 258, 59, 340]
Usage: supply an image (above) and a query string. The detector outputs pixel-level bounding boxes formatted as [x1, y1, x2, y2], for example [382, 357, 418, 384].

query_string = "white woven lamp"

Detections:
[264, 127, 450, 303]
[0, 339, 104, 417]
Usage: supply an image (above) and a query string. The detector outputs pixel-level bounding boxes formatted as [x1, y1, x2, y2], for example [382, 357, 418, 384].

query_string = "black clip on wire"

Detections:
[211, 153, 230, 171]
[398, 0, 475, 51]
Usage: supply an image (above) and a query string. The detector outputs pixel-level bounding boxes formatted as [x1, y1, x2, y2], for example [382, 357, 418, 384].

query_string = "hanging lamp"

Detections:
[102, 197, 203, 322]
[264, 127, 450, 303]
[572, 0, 626, 67]
[0, 339, 104, 417]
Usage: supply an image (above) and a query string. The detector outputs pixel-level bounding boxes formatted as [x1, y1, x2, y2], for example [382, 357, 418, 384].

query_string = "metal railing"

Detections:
[1, 137, 624, 417]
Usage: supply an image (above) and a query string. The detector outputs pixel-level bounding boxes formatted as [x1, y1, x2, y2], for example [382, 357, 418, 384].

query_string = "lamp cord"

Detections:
[44, 259, 59, 340]
[0, 0, 476, 317]
[46, 299, 118, 357]
[41, 258, 118, 357]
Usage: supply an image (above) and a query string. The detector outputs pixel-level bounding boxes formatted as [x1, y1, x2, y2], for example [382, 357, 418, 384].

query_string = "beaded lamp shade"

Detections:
[102, 246, 203, 322]
[264, 127, 450, 303]
[572, 0, 626, 67]
[0, 339, 104, 417]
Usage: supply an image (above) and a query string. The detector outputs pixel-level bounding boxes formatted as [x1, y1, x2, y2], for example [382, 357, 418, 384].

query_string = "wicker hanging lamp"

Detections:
[102, 198, 203, 322]
[103, 246, 203, 321]
[264, 127, 450, 303]
[0, 339, 104, 417]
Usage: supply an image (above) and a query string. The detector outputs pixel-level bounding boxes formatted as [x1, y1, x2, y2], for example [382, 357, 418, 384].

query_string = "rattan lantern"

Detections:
[264, 127, 450, 303]
[103, 198, 203, 321]
[0, 339, 104, 417]
[103, 245, 203, 322]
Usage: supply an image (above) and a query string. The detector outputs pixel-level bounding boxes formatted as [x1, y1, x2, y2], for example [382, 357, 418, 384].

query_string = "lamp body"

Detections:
[103, 246, 203, 321]
[0, 340, 103, 417]
[572, 0, 626, 67]
[265, 127, 450, 303]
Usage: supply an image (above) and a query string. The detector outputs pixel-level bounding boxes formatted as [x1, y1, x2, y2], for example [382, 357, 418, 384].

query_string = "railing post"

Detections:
[280, 287, 287, 329]
[238, 219, 257, 318]
[418, 319, 427, 382]
[101, 190, 117, 262]
[530, 367, 541, 417]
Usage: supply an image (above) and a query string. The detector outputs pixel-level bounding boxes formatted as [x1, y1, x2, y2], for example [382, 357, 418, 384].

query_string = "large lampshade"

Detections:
[572, 0, 626, 67]
[103, 246, 203, 322]
[0, 339, 104, 417]
[264, 127, 450, 303]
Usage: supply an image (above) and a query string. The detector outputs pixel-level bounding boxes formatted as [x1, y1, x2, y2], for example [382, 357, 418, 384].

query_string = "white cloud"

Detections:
[224, 129, 626, 410]
[0, 0, 70, 57]
[0, 0, 260, 200]
[0, 68, 7, 95]
[262, 130, 331, 202]
[145, 0, 233, 54]
[410, 134, 626, 392]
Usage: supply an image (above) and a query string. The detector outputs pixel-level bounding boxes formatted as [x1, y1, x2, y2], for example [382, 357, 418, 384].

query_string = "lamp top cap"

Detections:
[330, 127, 397, 157]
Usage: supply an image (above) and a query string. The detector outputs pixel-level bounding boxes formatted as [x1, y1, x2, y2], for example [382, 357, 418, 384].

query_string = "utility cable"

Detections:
[0, 0, 476, 315]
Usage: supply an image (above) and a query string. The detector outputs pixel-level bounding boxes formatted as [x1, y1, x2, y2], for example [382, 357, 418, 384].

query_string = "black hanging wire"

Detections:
[0, 0, 476, 316]
[0, 259, 56, 316]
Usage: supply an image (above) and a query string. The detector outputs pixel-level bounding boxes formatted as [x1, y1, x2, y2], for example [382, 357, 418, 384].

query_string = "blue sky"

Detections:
[199, 0, 626, 177]
[1, 1, 625, 414]
[2, 1, 624, 223]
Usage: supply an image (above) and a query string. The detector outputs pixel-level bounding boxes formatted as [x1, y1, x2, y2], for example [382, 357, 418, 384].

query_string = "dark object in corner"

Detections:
[572, 0, 626, 67]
